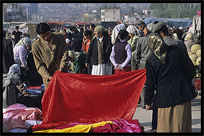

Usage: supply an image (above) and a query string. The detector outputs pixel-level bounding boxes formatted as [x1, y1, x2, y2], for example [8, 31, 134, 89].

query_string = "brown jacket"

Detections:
[32, 32, 68, 88]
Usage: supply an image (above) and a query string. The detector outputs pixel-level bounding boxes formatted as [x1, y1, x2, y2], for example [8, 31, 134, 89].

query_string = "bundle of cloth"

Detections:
[32, 119, 143, 133]
[3, 103, 43, 133]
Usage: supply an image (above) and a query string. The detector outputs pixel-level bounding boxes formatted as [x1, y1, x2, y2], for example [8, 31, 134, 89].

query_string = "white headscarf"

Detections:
[111, 23, 126, 44]
[126, 25, 140, 36]
[146, 23, 155, 32]
[8, 64, 21, 75]
[15, 37, 31, 48]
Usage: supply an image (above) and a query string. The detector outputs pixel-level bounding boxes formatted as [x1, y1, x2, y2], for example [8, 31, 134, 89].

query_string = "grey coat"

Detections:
[134, 35, 151, 69]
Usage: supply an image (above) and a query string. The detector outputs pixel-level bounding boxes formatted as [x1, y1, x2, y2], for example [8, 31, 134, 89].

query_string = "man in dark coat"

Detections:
[85, 25, 112, 75]
[3, 30, 15, 74]
[145, 33, 196, 132]
[12, 26, 22, 44]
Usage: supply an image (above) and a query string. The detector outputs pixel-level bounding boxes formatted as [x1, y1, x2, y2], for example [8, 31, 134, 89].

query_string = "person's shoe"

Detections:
[147, 127, 157, 133]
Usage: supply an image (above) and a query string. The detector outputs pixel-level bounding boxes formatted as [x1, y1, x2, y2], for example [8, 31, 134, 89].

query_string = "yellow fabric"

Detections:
[33, 121, 113, 133]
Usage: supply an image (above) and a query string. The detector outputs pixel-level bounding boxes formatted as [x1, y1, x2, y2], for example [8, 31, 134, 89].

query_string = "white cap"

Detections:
[66, 38, 70, 43]
[179, 27, 183, 30]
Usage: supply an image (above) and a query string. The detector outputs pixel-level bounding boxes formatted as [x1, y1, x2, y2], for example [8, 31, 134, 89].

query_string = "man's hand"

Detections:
[145, 105, 151, 110]
[48, 76, 52, 80]
[85, 63, 88, 67]
[116, 65, 122, 71]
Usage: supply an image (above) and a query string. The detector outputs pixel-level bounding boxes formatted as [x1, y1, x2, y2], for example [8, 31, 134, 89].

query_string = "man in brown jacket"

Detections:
[32, 22, 69, 89]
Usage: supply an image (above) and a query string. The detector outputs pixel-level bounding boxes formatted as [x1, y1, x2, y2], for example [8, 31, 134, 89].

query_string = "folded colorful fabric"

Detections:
[33, 121, 113, 133]
[90, 123, 125, 133]
[111, 119, 143, 133]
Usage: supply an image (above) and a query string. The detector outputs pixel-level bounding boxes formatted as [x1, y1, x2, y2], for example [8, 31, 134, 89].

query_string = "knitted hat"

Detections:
[94, 25, 105, 33]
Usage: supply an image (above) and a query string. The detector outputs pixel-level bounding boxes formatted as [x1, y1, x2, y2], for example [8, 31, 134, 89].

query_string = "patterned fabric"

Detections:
[33, 121, 113, 133]
[32, 69, 146, 131]
[147, 33, 167, 64]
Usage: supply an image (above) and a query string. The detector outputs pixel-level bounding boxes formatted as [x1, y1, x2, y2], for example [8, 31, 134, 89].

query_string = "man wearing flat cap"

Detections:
[152, 22, 190, 58]
[148, 21, 196, 132]
[85, 25, 112, 75]
[134, 23, 154, 109]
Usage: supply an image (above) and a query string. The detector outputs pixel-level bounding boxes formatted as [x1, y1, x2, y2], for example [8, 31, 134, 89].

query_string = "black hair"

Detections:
[80, 27, 84, 32]
[90, 24, 96, 29]
[36, 22, 50, 35]
[70, 26, 75, 31]
[138, 21, 146, 26]
[83, 30, 92, 36]
[118, 30, 129, 40]
[153, 21, 159, 25]
[156, 25, 169, 35]
[16, 26, 19, 29]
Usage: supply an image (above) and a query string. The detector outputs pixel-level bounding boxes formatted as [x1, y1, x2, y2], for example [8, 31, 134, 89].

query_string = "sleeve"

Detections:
[109, 46, 117, 67]
[131, 36, 138, 52]
[85, 39, 94, 63]
[59, 35, 69, 71]
[129, 37, 137, 52]
[134, 38, 141, 65]
[105, 36, 113, 59]
[32, 45, 51, 78]
[19, 47, 27, 67]
[16, 79, 32, 96]
[178, 43, 195, 80]
[7, 40, 15, 65]
[82, 40, 86, 52]
[119, 44, 132, 69]
[144, 59, 156, 106]
[191, 16, 196, 34]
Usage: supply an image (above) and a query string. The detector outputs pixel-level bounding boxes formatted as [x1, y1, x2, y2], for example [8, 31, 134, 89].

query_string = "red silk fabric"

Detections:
[32, 69, 146, 131]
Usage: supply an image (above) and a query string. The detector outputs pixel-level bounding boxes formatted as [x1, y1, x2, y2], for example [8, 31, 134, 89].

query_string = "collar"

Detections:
[44, 33, 54, 44]
[120, 39, 127, 42]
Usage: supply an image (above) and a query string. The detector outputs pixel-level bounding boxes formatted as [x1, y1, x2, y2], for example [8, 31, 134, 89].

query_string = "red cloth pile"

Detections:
[32, 69, 146, 131]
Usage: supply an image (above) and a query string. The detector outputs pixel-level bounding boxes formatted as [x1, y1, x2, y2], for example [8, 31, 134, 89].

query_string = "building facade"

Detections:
[101, 8, 120, 22]
[3, 3, 24, 22]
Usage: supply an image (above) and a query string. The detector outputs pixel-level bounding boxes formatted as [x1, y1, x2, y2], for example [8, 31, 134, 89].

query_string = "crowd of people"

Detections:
[2, 10, 201, 133]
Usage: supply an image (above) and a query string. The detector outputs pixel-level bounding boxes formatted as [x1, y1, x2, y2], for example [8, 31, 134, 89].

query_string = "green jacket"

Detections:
[128, 35, 139, 52]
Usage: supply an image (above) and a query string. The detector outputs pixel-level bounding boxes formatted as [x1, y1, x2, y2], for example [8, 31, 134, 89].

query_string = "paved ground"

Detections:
[132, 95, 201, 133]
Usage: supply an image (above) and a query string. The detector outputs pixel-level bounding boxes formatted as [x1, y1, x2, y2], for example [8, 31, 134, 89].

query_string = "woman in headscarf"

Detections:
[145, 33, 196, 132]
[126, 25, 140, 70]
[85, 25, 112, 75]
[13, 37, 31, 71]
[7, 64, 36, 97]
[111, 23, 126, 45]
[109, 30, 132, 74]
[8, 64, 21, 75]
